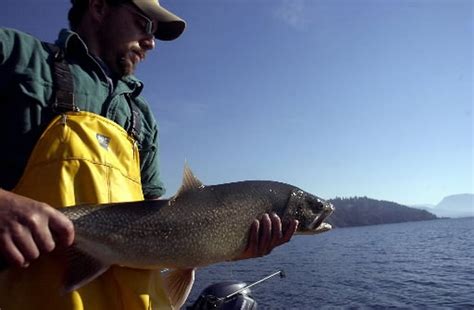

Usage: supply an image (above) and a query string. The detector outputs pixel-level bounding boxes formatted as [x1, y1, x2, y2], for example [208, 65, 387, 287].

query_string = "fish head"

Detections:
[285, 189, 334, 235]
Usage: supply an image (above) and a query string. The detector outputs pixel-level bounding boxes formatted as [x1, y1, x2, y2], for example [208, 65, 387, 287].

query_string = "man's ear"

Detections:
[88, 0, 109, 23]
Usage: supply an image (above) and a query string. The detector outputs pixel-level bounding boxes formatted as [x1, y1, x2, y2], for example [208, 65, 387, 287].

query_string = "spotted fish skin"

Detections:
[59, 165, 334, 291]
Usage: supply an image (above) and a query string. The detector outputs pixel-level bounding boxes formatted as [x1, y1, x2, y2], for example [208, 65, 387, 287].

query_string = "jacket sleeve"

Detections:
[0, 28, 12, 63]
[0, 28, 15, 91]
[134, 95, 166, 199]
[0, 28, 48, 95]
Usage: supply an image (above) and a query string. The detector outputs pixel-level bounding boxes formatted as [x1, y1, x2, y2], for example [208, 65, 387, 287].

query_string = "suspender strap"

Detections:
[43, 42, 79, 113]
[43, 42, 141, 140]
[127, 94, 142, 141]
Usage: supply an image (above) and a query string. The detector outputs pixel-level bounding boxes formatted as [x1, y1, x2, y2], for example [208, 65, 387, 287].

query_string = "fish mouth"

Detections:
[308, 202, 334, 234]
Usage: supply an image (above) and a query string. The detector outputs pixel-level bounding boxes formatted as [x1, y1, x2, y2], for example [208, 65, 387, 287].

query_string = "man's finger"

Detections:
[0, 234, 26, 267]
[236, 219, 260, 260]
[31, 222, 56, 254]
[280, 219, 298, 245]
[257, 213, 271, 256]
[247, 219, 260, 254]
[24, 210, 57, 254]
[269, 213, 283, 248]
[48, 211, 75, 248]
[11, 224, 40, 263]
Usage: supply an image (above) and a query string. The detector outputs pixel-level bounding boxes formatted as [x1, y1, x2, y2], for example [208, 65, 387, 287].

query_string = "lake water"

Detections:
[186, 218, 474, 309]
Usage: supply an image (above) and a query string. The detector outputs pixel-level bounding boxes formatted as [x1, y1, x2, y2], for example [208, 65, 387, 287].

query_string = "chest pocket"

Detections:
[13, 111, 143, 206]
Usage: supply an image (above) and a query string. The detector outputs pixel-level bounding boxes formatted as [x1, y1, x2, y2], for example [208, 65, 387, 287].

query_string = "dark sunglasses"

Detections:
[121, 4, 154, 36]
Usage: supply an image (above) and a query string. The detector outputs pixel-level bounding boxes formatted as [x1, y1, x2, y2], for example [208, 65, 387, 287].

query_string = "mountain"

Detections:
[432, 194, 473, 218]
[327, 196, 437, 228]
[410, 204, 435, 211]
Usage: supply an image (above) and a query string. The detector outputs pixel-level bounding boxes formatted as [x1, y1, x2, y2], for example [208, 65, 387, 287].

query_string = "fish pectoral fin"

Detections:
[63, 246, 110, 293]
[162, 268, 196, 309]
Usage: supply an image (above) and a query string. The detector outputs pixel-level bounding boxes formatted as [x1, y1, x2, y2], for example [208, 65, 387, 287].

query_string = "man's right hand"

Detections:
[0, 189, 74, 268]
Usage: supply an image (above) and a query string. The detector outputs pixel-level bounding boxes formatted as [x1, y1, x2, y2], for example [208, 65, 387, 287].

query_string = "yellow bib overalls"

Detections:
[0, 45, 172, 310]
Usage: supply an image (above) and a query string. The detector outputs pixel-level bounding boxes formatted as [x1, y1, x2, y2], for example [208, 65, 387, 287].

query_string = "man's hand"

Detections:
[0, 189, 74, 268]
[236, 213, 298, 260]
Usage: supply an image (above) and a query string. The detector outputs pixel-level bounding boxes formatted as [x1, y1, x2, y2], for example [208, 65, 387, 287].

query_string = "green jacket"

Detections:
[0, 28, 165, 198]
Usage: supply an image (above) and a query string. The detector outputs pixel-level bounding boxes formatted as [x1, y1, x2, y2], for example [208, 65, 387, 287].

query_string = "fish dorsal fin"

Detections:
[63, 246, 110, 293]
[174, 163, 204, 198]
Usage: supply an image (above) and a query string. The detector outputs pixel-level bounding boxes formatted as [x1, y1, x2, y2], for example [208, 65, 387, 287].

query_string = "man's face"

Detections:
[97, 4, 156, 77]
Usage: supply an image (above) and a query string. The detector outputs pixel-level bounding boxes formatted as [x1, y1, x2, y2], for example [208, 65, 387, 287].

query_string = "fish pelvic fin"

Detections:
[162, 268, 195, 309]
[63, 246, 110, 293]
[172, 163, 204, 201]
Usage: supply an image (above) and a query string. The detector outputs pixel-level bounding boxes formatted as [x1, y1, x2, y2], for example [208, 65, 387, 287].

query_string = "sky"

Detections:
[1, 0, 472, 206]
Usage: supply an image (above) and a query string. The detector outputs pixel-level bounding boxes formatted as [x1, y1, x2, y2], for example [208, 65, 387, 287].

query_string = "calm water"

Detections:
[186, 218, 474, 309]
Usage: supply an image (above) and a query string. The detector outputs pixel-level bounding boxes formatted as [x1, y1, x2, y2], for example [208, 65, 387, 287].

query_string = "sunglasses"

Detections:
[121, 4, 154, 36]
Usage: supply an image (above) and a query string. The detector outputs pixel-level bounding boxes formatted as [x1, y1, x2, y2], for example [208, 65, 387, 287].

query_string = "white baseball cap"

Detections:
[132, 0, 185, 40]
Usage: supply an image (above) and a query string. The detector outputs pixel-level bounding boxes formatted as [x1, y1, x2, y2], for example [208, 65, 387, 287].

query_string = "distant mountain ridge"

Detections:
[431, 194, 473, 218]
[327, 196, 437, 228]
[410, 204, 435, 211]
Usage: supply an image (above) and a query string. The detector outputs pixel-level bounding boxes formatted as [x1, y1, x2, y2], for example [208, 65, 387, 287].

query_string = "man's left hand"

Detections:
[236, 213, 298, 260]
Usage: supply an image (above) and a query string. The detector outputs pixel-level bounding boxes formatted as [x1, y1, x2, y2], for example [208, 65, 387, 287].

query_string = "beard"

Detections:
[96, 27, 137, 77]
[117, 55, 135, 77]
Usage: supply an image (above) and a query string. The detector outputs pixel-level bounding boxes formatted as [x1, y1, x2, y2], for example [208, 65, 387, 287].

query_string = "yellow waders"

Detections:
[0, 111, 172, 309]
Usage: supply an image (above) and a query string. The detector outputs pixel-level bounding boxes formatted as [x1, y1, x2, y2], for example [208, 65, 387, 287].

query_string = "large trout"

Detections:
[4, 165, 334, 303]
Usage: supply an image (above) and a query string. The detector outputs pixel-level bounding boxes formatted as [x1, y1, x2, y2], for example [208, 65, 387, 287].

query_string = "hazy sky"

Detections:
[1, 0, 472, 205]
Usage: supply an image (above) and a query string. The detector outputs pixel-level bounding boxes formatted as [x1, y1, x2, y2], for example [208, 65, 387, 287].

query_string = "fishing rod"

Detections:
[189, 270, 286, 309]
[223, 270, 285, 301]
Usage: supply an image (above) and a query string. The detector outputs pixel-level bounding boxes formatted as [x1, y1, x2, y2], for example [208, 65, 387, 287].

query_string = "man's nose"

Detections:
[140, 35, 155, 51]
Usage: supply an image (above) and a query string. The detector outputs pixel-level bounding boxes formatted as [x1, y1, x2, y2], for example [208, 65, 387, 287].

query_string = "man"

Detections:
[0, 0, 297, 309]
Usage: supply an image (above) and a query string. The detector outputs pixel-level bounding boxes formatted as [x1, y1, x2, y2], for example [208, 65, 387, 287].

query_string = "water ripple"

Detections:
[187, 218, 474, 309]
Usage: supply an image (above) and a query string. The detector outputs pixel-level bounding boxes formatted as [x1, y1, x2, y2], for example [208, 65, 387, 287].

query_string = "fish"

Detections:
[3, 165, 334, 306]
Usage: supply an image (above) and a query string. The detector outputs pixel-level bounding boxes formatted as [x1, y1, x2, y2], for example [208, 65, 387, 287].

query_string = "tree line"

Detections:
[327, 196, 437, 228]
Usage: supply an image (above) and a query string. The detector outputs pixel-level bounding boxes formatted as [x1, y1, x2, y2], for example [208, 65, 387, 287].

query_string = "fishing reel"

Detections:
[188, 270, 285, 310]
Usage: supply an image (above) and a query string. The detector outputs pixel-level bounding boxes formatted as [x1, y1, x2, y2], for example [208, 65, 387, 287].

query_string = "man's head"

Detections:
[69, 0, 185, 41]
[69, 0, 185, 77]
